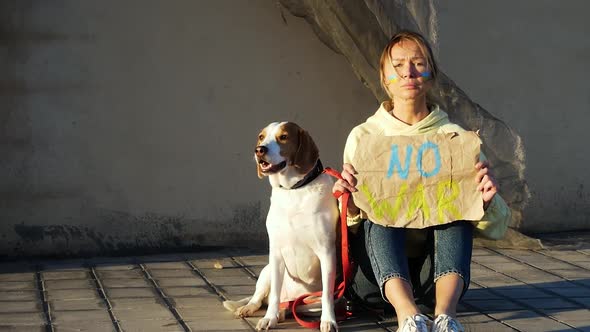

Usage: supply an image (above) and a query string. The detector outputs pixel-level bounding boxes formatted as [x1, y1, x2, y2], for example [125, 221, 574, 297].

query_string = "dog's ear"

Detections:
[293, 127, 319, 174]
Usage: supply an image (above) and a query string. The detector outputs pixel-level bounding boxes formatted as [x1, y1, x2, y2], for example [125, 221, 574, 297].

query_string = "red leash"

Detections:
[280, 167, 354, 328]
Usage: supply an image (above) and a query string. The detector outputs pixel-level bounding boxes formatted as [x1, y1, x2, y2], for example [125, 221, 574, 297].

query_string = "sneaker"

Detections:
[431, 314, 464, 332]
[397, 313, 431, 332]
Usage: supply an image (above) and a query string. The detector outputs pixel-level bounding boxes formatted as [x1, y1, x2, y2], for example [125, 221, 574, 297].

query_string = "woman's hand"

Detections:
[475, 161, 498, 210]
[332, 163, 361, 215]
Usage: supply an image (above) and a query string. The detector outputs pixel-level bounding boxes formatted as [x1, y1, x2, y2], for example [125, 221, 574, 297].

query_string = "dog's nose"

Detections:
[255, 146, 268, 156]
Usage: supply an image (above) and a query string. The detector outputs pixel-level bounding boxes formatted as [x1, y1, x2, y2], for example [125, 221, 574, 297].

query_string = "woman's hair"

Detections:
[379, 30, 439, 99]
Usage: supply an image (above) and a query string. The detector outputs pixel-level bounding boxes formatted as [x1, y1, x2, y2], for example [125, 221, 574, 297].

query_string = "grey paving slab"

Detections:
[162, 286, 216, 297]
[551, 268, 590, 279]
[542, 308, 590, 322]
[52, 323, 117, 332]
[155, 277, 207, 287]
[471, 275, 525, 288]
[44, 279, 95, 290]
[197, 267, 253, 278]
[0, 326, 45, 332]
[110, 297, 166, 309]
[505, 270, 566, 283]
[0, 301, 42, 313]
[185, 318, 251, 331]
[482, 262, 536, 272]
[248, 266, 265, 277]
[113, 306, 176, 320]
[461, 321, 516, 331]
[93, 264, 138, 271]
[42, 271, 91, 280]
[177, 307, 237, 320]
[492, 286, 554, 299]
[171, 295, 225, 308]
[143, 262, 190, 270]
[118, 319, 184, 332]
[218, 285, 257, 298]
[190, 258, 236, 269]
[571, 297, 590, 307]
[471, 255, 515, 264]
[337, 317, 388, 331]
[544, 286, 590, 297]
[488, 310, 575, 331]
[233, 255, 268, 266]
[0, 312, 46, 325]
[50, 299, 107, 311]
[146, 269, 196, 278]
[46, 288, 100, 301]
[203, 275, 257, 286]
[540, 250, 590, 262]
[0, 273, 36, 282]
[0, 290, 39, 301]
[95, 269, 144, 279]
[462, 299, 526, 311]
[51, 309, 112, 323]
[105, 287, 159, 299]
[101, 278, 151, 288]
[0, 282, 37, 291]
[518, 297, 582, 310]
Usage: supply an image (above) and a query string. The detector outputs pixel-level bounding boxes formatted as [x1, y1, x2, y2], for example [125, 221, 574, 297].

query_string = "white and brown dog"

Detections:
[223, 122, 340, 331]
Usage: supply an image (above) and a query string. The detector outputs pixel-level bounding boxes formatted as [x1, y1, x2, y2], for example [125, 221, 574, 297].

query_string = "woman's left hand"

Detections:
[475, 161, 498, 210]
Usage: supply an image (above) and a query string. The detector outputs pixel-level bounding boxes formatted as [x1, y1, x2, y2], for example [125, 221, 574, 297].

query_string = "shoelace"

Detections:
[433, 315, 464, 332]
[400, 314, 429, 332]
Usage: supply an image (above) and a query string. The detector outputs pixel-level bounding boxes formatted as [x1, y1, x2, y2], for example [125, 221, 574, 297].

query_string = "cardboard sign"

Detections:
[351, 132, 484, 228]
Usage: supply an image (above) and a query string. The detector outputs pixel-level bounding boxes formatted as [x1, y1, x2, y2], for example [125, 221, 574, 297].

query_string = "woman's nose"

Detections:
[398, 64, 416, 79]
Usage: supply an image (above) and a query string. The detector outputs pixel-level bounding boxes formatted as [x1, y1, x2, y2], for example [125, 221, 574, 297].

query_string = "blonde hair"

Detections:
[379, 30, 439, 99]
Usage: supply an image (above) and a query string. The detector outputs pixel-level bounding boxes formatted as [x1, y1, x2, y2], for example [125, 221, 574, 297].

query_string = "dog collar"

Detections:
[288, 159, 324, 190]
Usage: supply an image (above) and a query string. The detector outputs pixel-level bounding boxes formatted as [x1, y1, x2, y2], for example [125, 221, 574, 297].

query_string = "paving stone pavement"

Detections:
[0, 246, 589, 332]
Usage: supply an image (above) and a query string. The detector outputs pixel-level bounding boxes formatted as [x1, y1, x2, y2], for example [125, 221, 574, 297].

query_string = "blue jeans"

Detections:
[347, 220, 473, 308]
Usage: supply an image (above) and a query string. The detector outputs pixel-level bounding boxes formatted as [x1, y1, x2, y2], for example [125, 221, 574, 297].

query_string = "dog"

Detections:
[223, 122, 340, 331]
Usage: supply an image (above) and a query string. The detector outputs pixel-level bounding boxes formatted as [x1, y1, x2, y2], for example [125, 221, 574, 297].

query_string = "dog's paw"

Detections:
[256, 316, 278, 331]
[320, 320, 338, 332]
[236, 303, 259, 317]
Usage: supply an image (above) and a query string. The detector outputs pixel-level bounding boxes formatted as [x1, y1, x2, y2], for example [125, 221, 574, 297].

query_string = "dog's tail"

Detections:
[222, 297, 252, 312]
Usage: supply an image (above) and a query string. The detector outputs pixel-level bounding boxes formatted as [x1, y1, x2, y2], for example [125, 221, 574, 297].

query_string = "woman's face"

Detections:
[383, 39, 433, 101]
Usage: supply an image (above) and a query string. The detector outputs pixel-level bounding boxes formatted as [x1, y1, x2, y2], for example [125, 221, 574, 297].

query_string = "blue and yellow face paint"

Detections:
[387, 71, 431, 84]
[387, 74, 399, 83]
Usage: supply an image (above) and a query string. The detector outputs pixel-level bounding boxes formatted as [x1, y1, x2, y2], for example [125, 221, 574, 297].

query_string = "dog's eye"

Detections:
[258, 134, 264, 141]
[279, 135, 288, 140]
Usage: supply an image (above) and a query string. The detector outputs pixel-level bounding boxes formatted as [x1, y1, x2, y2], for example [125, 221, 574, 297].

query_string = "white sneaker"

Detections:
[397, 313, 431, 332]
[431, 314, 464, 332]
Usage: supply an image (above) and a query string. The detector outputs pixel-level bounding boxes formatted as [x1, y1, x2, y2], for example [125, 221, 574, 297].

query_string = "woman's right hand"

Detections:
[332, 163, 361, 215]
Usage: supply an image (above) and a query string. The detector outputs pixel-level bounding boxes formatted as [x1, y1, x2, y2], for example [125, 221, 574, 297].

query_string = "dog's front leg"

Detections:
[318, 249, 338, 332]
[256, 247, 284, 331]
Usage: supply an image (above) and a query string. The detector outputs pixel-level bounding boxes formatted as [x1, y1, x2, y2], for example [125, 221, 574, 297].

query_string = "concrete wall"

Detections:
[436, 1, 590, 233]
[0, 0, 376, 257]
[2, 1, 589, 257]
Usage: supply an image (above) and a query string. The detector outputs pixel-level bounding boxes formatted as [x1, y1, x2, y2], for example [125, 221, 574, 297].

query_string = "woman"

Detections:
[333, 30, 510, 332]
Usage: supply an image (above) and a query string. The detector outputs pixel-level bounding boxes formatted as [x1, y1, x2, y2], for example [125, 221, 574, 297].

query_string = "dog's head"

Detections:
[254, 122, 319, 179]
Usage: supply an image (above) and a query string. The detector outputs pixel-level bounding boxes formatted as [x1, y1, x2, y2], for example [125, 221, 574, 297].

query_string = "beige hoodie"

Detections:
[343, 102, 510, 241]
